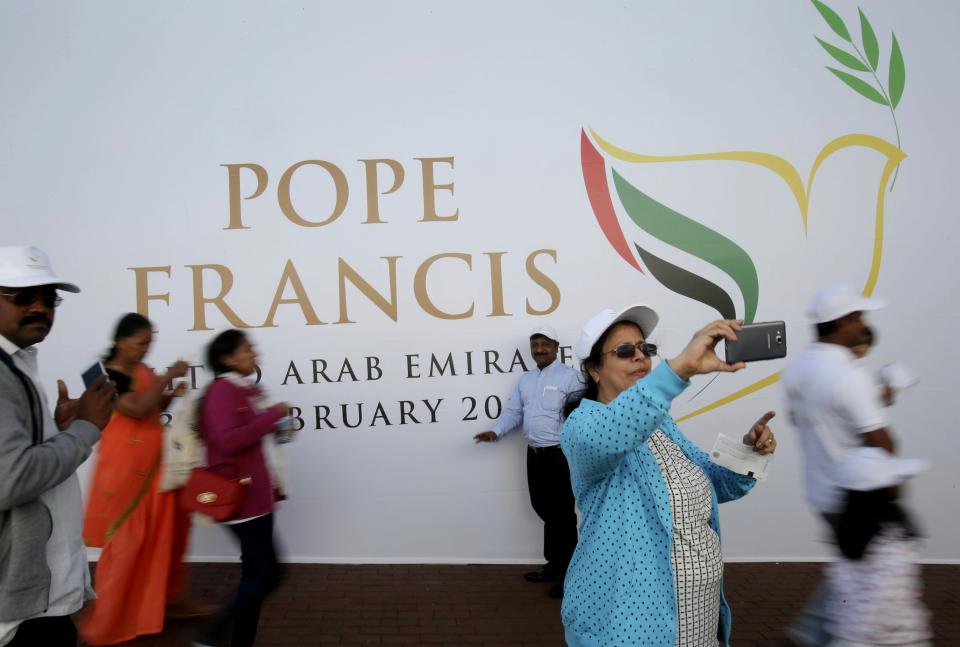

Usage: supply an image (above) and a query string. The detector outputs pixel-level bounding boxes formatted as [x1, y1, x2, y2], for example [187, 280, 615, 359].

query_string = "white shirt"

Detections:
[782, 342, 888, 514]
[491, 359, 582, 447]
[0, 336, 93, 646]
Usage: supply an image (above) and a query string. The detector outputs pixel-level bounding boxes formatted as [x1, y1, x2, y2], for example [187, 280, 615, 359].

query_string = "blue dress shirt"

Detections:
[491, 359, 582, 447]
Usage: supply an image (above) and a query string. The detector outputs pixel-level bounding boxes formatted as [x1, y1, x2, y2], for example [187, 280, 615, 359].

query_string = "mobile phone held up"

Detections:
[724, 321, 787, 364]
[82, 361, 107, 389]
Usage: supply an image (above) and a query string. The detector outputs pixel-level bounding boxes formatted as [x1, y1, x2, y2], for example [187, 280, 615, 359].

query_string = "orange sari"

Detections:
[80, 363, 190, 645]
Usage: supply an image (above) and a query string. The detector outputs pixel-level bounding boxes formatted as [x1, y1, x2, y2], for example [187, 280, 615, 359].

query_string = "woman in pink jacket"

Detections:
[193, 329, 291, 647]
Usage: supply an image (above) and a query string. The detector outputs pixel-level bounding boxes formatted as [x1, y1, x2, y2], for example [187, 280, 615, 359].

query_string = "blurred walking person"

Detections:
[80, 313, 207, 645]
[782, 284, 897, 646]
[193, 330, 291, 647]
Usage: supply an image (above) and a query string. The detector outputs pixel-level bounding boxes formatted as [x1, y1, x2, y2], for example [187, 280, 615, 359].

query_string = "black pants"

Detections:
[526, 445, 578, 574]
[8, 615, 77, 646]
[199, 513, 284, 647]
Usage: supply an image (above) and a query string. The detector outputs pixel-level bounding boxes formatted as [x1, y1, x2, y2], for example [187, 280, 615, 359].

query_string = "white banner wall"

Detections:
[2, 1, 958, 562]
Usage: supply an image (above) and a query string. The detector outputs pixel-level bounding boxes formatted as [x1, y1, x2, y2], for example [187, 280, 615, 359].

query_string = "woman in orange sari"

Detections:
[80, 313, 205, 645]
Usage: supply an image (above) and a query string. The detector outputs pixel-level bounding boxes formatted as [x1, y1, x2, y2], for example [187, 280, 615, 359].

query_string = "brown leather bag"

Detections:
[178, 469, 251, 521]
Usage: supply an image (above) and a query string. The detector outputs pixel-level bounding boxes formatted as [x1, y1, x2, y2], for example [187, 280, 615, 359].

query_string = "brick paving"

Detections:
[82, 562, 958, 646]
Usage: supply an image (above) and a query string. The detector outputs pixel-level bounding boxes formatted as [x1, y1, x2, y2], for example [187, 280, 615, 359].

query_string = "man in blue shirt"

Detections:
[474, 325, 582, 598]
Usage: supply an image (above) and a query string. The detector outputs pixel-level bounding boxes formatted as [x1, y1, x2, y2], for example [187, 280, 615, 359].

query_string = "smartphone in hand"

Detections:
[82, 361, 107, 389]
[725, 321, 787, 363]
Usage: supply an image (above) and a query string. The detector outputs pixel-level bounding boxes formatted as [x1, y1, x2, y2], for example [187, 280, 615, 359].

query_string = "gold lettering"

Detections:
[415, 156, 459, 222]
[525, 249, 561, 316]
[483, 252, 510, 317]
[277, 160, 349, 227]
[186, 264, 254, 331]
[414, 253, 474, 319]
[128, 266, 171, 318]
[336, 256, 401, 323]
[222, 163, 268, 230]
[360, 159, 404, 224]
[261, 259, 325, 327]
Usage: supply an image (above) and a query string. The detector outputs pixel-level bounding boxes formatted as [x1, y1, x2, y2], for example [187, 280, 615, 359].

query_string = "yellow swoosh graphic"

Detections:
[589, 129, 907, 421]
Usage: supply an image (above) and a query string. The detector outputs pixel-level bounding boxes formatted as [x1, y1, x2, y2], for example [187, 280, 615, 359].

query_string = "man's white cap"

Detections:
[530, 324, 559, 343]
[836, 447, 929, 491]
[806, 283, 884, 324]
[0, 246, 80, 293]
[575, 304, 659, 361]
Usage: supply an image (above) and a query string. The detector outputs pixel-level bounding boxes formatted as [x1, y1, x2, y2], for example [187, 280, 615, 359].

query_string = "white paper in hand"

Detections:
[710, 433, 773, 481]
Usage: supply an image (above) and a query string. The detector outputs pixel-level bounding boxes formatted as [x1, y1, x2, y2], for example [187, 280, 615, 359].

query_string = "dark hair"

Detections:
[817, 312, 870, 341]
[562, 320, 643, 418]
[815, 319, 839, 338]
[834, 487, 918, 560]
[103, 312, 152, 362]
[206, 329, 248, 376]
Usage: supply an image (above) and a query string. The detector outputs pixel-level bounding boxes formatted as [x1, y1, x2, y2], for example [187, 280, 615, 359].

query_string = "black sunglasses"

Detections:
[0, 289, 63, 309]
[604, 342, 658, 359]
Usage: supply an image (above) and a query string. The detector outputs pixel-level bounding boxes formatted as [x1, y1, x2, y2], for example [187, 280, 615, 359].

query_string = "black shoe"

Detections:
[523, 567, 557, 583]
[548, 581, 564, 598]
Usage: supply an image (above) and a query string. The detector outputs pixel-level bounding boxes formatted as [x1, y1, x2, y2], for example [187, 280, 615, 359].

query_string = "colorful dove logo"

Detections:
[578, 1, 908, 421]
[580, 130, 905, 420]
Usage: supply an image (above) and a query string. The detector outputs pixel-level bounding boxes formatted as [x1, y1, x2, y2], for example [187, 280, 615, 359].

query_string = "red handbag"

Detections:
[178, 469, 251, 521]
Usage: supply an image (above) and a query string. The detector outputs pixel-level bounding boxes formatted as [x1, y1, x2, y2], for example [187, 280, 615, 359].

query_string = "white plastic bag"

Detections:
[160, 390, 203, 491]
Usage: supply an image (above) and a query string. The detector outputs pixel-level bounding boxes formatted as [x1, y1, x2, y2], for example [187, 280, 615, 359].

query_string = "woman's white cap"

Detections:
[575, 304, 659, 361]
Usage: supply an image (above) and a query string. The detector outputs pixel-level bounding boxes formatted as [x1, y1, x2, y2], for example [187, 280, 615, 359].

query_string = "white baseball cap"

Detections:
[806, 283, 884, 324]
[529, 324, 559, 343]
[575, 304, 659, 360]
[836, 446, 929, 491]
[0, 246, 80, 293]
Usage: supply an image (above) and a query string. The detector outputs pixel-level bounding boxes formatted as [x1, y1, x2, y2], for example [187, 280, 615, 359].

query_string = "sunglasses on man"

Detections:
[0, 289, 64, 309]
[604, 342, 658, 359]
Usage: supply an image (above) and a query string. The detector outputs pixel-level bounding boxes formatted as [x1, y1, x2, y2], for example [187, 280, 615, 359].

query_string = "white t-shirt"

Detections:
[782, 342, 888, 514]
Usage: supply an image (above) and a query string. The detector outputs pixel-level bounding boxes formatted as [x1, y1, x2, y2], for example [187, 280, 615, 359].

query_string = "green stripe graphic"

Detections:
[612, 169, 759, 323]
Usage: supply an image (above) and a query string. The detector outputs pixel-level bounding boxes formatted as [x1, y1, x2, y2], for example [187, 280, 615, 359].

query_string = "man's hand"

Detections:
[76, 374, 117, 430]
[54, 379, 80, 431]
[473, 431, 498, 443]
[742, 410, 777, 455]
[667, 320, 746, 380]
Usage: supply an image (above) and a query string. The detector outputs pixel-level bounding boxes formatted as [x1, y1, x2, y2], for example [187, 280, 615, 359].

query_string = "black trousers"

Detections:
[526, 445, 578, 573]
[8, 615, 77, 646]
[199, 513, 284, 647]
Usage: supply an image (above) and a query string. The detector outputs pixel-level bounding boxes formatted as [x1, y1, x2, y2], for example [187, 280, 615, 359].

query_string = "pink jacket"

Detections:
[199, 378, 283, 521]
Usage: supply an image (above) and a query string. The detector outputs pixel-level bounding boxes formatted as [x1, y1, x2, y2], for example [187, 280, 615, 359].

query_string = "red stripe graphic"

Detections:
[580, 129, 641, 272]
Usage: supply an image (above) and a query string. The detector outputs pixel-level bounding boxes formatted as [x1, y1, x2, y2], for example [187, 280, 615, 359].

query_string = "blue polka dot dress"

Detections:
[559, 363, 756, 647]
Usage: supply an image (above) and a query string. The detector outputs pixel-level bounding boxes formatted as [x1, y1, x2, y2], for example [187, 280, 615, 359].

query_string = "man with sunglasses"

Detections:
[473, 325, 582, 598]
[0, 246, 116, 646]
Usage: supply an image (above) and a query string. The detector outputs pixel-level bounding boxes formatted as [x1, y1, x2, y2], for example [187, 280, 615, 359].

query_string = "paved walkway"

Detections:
[82, 563, 958, 646]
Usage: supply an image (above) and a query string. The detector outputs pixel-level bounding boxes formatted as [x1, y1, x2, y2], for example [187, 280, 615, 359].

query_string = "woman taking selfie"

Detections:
[193, 329, 291, 647]
[81, 313, 201, 645]
[560, 305, 777, 647]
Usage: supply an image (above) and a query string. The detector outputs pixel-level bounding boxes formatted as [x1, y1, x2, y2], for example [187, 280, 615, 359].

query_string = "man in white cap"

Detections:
[0, 246, 115, 646]
[781, 283, 896, 647]
[473, 324, 582, 597]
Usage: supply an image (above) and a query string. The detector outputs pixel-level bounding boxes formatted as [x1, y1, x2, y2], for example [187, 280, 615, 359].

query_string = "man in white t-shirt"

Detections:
[782, 283, 896, 647]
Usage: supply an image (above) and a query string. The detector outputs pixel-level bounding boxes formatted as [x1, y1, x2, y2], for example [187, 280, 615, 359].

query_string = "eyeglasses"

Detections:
[0, 290, 63, 309]
[604, 341, 658, 359]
